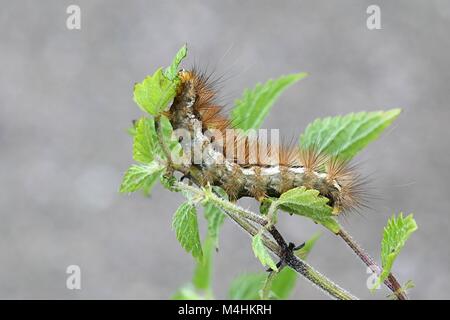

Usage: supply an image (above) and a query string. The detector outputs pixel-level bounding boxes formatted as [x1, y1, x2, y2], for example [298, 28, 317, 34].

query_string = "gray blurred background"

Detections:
[1, 0, 449, 299]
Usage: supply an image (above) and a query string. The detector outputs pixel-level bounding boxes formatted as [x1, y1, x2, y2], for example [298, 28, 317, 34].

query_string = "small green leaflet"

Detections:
[300, 109, 401, 161]
[275, 187, 340, 234]
[172, 202, 203, 261]
[228, 273, 267, 300]
[378, 213, 417, 285]
[119, 162, 164, 193]
[125, 116, 182, 195]
[252, 232, 278, 272]
[133, 68, 177, 116]
[141, 172, 160, 196]
[132, 116, 182, 164]
[164, 44, 188, 81]
[231, 72, 308, 131]
[134, 45, 188, 115]
[159, 114, 184, 162]
[133, 117, 158, 163]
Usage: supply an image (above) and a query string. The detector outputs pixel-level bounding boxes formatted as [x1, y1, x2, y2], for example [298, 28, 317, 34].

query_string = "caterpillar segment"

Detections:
[167, 70, 365, 215]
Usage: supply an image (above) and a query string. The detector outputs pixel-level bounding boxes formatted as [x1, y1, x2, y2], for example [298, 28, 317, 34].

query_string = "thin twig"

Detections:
[174, 180, 358, 300]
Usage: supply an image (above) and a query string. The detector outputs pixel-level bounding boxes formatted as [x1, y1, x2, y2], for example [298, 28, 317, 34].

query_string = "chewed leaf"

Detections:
[276, 187, 340, 233]
[172, 202, 203, 261]
[252, 232, 278, 272]
[164, 44, 188, 81]
[232, 72, 308, 131]
[133, 68, 177, 115]
[134, 45, 188, 115]
[300, 109, 401, 160]
[378, 213, 417, 285]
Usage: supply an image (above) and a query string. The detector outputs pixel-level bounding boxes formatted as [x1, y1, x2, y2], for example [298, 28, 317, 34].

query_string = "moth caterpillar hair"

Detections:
[167, 68, 368, 215]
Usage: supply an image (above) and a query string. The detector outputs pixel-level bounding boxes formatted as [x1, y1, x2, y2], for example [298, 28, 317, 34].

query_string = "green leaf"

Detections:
[252, 232, 278, 272]
[192, 236, 214, 292]
[378, 213, 417, 285]
[133, 117, 158, 164]
[164, 44, 188, 81]
[231, 72, 308, 131]
[119, 163, 164, 193]
[172, 202, 203, 261]
[275, 187, 340, 233]
[141, 173, 160, 196]
[228, 273, 266, 300]
[133, 116, 182, 165]
[160, 114, 183, 160]
[300, 109, 401, 160]
[133, 68, 177, 115]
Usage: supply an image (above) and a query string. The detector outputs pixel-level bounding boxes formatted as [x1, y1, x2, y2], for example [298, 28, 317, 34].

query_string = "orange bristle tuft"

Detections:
[325, 156, 353, 181]
[279, 144, 301, 167]
[299, 147, 328, 172]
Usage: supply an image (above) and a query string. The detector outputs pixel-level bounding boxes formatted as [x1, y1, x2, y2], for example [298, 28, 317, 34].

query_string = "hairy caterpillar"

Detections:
[166, 69, 366, 215]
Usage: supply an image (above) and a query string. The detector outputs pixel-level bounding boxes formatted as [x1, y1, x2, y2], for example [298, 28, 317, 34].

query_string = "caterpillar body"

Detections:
[167, 70, 366, 215]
